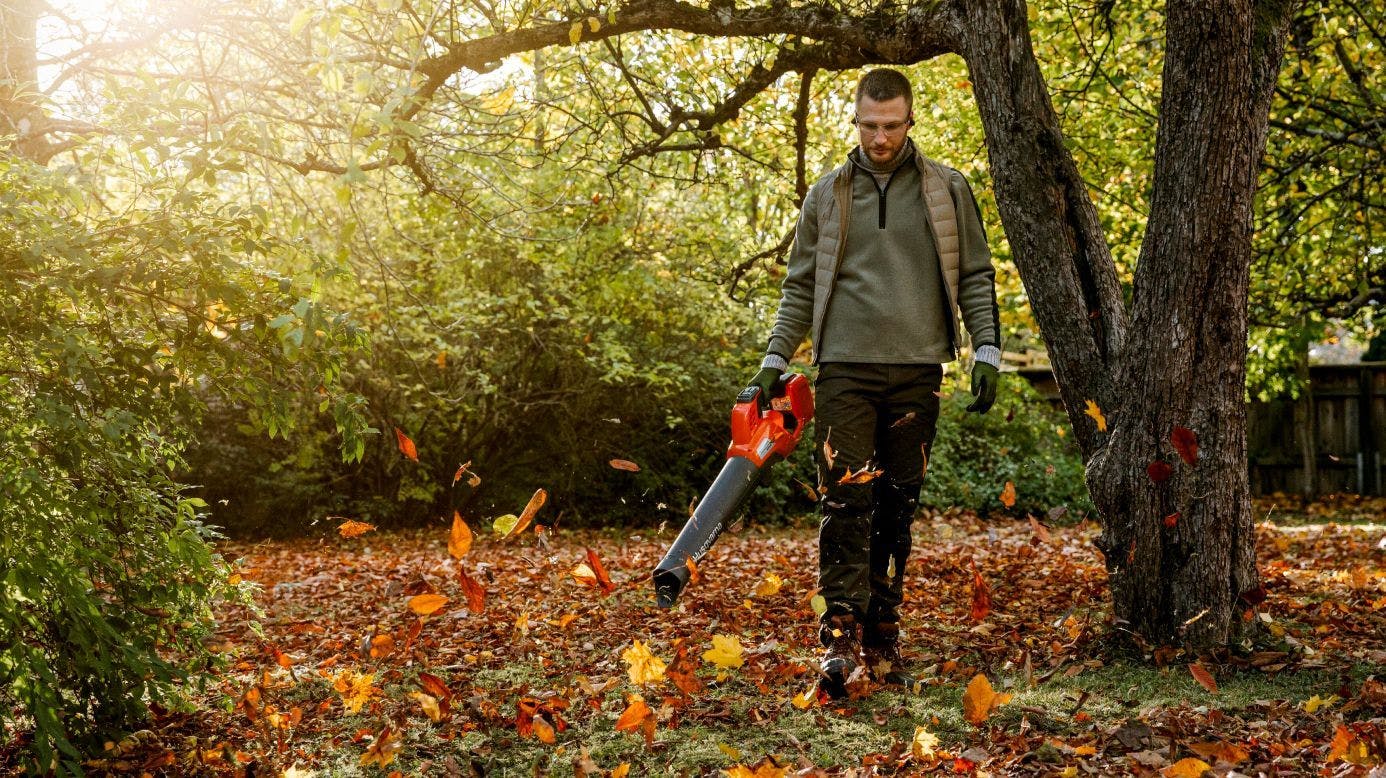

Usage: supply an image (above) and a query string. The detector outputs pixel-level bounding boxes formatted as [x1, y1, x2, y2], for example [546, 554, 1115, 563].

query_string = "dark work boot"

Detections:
[817, 614, 864, 698]
[862, 621, 902, 680]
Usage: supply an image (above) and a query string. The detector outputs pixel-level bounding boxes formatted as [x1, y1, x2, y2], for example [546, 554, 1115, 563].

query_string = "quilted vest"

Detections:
[808, 152, 961, 362]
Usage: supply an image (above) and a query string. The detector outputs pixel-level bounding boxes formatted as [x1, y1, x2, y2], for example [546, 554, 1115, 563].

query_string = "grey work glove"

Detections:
[748, 367, 783, 410]
[966, 362, 999, 414]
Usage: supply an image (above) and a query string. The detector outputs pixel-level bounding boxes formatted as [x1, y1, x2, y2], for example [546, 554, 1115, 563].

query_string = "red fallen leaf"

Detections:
[457, 566, 486, 613]
[1163, 512, 1180, 529]
[585, 547, 616, 596]
[970, 560, 991, 622]
[666, 640, 704, 696]
[609, 458, 641, 472]
[395, 427, 418, 462]
[1147, 460, 1172, 483]
[1238, 584, 1268, 607]
[1189, 662, 1218, 694]
[419, 672, 452, 701]
[1171, 426, 1199, 465]
[402, 618, 423, 653]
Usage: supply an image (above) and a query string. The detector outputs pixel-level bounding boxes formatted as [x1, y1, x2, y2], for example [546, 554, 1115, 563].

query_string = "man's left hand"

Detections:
[966, 363, 999, 414]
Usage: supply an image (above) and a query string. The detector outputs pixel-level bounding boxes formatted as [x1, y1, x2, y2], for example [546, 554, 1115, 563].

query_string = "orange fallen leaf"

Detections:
[1162, 758, 1211, 778]
[408, 593, 448, 616]
[614, 696, 656, 746]
[684, 555, 700, 584]
[666, 641, 704, 696]
[394, 427, 418, 462]
[532, 716, 556, 744]
[609, 458, 641, 472]
[1189, 662, 1218, 694]
[448, 512, 473, 559]
[961, 673, 1011, 725]
[337, 519, 376, 538]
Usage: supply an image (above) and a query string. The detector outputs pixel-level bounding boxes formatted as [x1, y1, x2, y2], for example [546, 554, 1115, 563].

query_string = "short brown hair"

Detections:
[855, 69, 913, 110]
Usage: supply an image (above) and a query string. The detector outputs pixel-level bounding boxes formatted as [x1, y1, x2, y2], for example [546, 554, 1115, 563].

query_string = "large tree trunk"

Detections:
[1, 0, 45, 161]
[954, 0, 1294, 648]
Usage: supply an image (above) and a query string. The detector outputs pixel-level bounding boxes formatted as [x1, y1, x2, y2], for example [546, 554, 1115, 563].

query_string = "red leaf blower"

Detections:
[652, 373, 815, 608]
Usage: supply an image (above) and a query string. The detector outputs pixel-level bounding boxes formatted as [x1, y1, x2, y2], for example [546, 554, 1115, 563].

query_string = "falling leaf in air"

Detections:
[702, 634, 745, 669]
[1027, 514, 1051, 544]
[1147, 460, 1173, 483]
[332, 669, 376, 714]
[502, 488, 547, 538]
[684, 555, 701, 584]
[394, 427, 418, 461]
[970, 561, 991, 621]
[359, 725, 400, 767]
[1084, 400, 1107, 432]
[1171, 426, 1199, 465]
[408, 593, 448, 616]
[1189, 662, 1218, 694]
[822, 436, 836, 470]
[911, 726, 940, 760]
[999, 481, 1017, 508]
[752, 572, 783, 597]
[621, 640, 667, 685]
[457, 566, 486, 613]
[337, 520, 376, 538]
[585, 547, 616, 595]
[452, 461, 481, 488]
[1163, 512, 1180, 529]
[570, 562, 599, 588]
[448, 512, 472, 559]
[609, 458, 641, 472]
[837, 466, 882, 484]
[810, 594, 827, 616]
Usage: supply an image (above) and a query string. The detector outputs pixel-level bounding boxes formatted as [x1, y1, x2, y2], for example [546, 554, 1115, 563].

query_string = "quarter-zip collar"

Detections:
[849, 138, 917, 229]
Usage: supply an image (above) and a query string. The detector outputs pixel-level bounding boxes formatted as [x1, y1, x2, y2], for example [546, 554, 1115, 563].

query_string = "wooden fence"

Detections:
[1014, 362, 1386, 497]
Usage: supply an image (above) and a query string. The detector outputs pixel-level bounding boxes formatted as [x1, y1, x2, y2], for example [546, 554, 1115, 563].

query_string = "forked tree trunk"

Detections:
[951, 0, 1295, 648]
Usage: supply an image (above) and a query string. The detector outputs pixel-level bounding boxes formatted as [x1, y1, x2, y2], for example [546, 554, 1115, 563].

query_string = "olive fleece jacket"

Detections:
[764, 146, 1000, 367]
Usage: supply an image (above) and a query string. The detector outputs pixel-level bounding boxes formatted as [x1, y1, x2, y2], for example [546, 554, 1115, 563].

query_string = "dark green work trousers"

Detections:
[814, 362, 943, 626]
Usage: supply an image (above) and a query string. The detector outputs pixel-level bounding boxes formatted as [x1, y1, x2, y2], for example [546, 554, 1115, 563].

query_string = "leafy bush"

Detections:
[923, 370, 1092, 519]
[0, 159, 365, 771]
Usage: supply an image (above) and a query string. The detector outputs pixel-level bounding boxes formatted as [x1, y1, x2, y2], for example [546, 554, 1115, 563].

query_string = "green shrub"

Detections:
[0, 159, 365, 772]
[922, 370, 1092, 519]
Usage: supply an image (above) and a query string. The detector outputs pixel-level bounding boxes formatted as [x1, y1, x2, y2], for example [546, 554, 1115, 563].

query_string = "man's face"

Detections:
[855, 95, 912, 165]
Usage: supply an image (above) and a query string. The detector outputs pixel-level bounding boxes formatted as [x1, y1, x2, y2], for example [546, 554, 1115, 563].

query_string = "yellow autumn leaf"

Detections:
[1084, 399, 1107, 432]
[621, 639, 667, 685]
[568, 21, 582, 44]
[282, 765, 316, 778]
[1162, 758, 1211, 778]
[332, 669, 376, 714]
[409, 692, 442, 722]
[1303, 693, 1339, 713]
[587, 15, 600, 31]
[408, 593, 448, 616]
[359, 725, 400, 767]
[790, 682, 816, 709]
[718, 742, 742, 760]
[724, 763, 788, 778]
[481, 85, 515, 114]
[961, 673, 1012, 725]
[911, 726, 939, 760]
[570, 562, 598, 586]
[702, 634, 744, 669]
[752, 572, 783, 597]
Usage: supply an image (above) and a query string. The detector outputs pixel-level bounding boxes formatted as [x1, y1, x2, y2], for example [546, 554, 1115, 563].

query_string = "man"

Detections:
[749, 68, 1001, 695]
